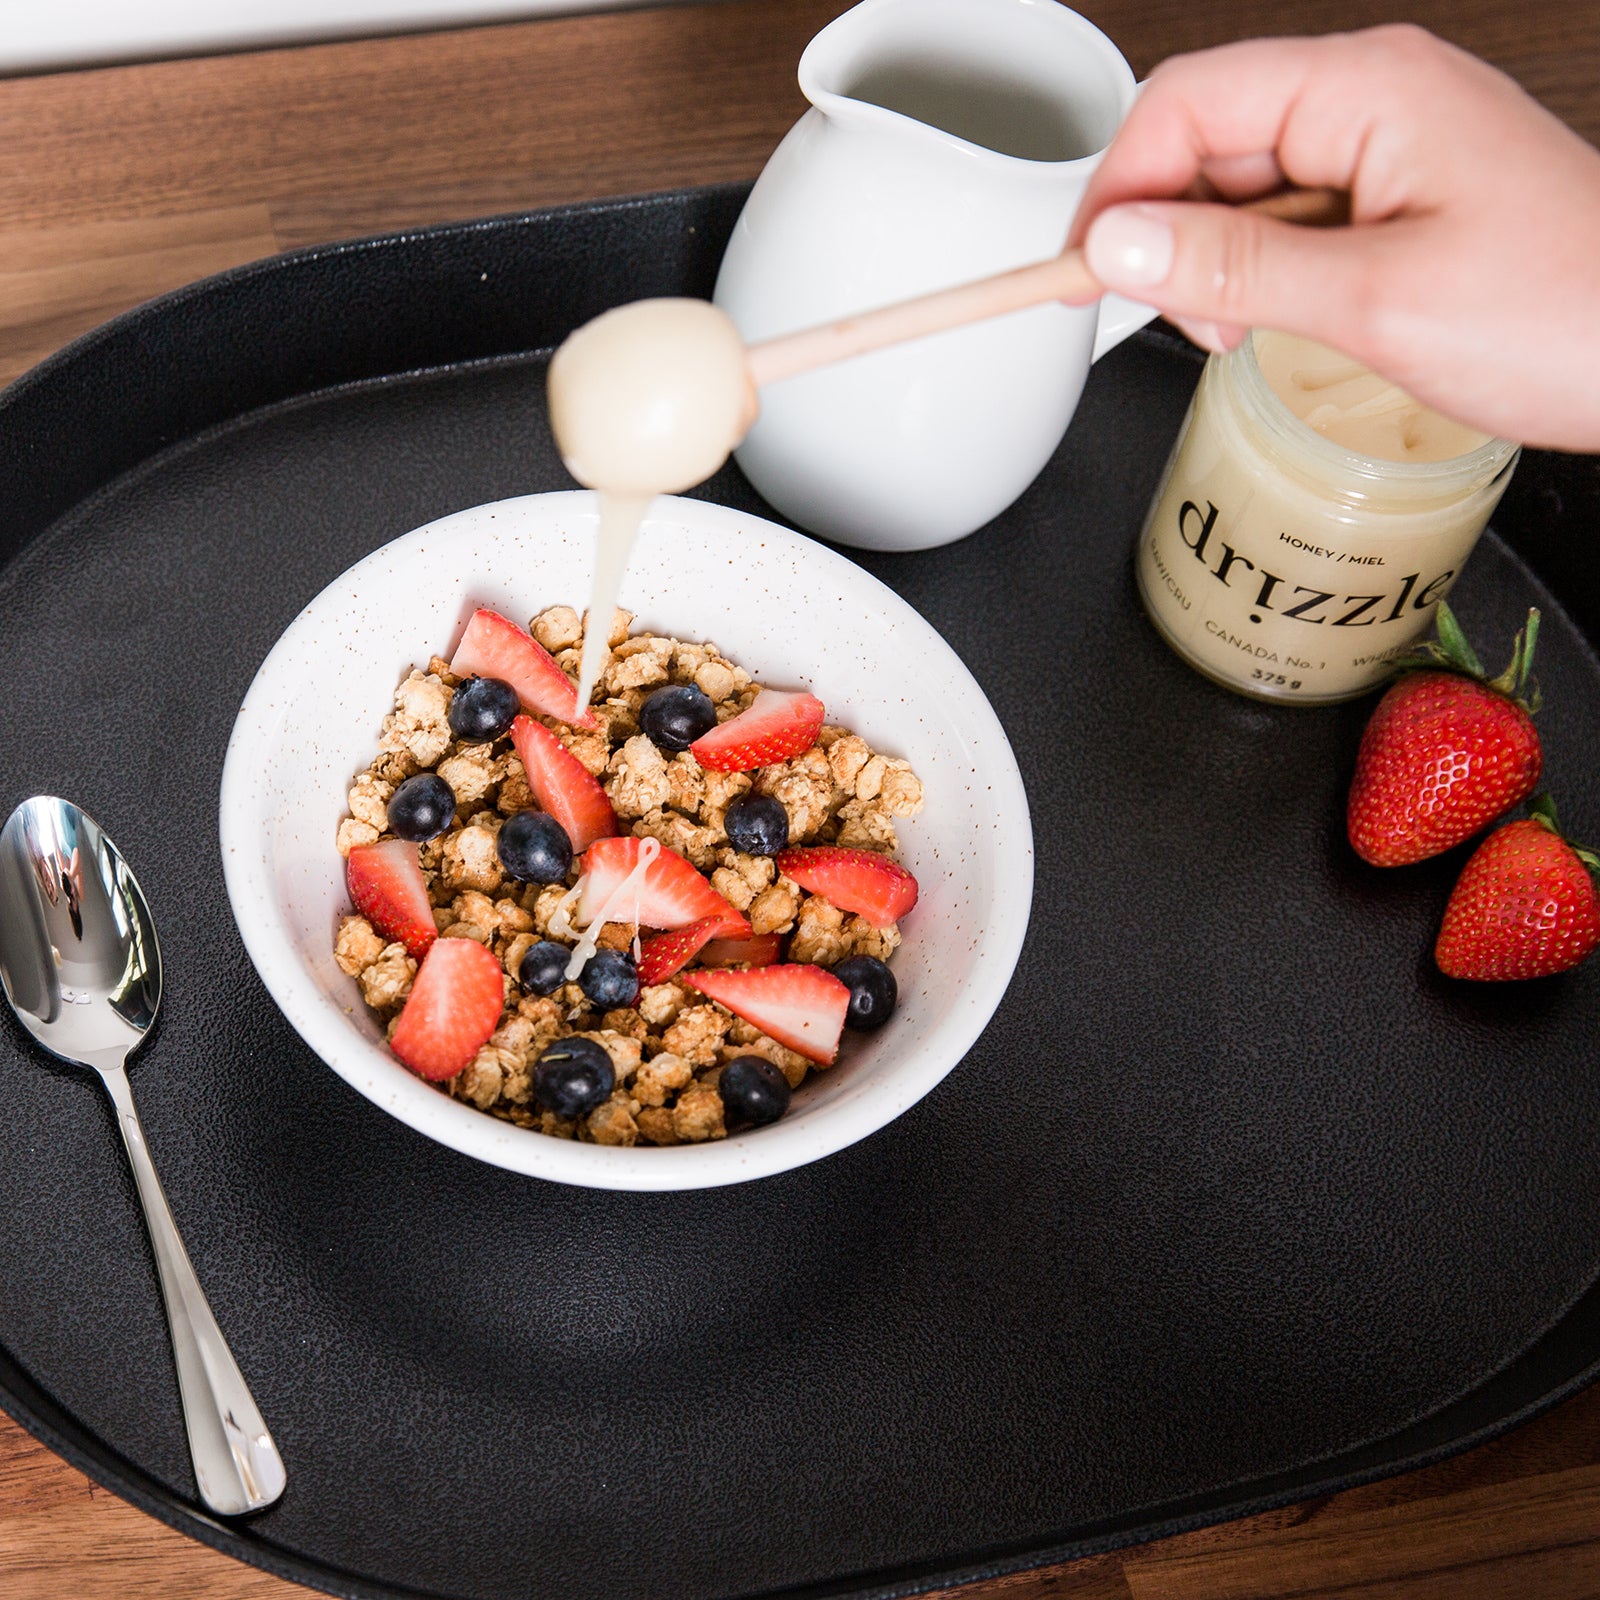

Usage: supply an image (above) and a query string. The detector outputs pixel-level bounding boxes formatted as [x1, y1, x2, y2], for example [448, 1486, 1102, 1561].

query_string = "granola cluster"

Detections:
[334, 606, 923, 1146]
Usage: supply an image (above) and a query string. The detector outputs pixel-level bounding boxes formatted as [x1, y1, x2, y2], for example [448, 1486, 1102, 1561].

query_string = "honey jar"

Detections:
[1136, 330, 1520, 704]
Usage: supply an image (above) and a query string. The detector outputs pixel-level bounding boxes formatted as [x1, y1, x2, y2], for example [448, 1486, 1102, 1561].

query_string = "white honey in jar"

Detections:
[1136, 330, 1520, 704]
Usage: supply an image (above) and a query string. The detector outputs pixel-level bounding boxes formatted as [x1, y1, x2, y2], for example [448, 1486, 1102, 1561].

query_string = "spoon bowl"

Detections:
[0, 796, 285, 1517]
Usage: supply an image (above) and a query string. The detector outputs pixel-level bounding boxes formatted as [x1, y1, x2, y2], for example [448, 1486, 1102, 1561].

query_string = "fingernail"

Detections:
[1086, 206, 1174, 289]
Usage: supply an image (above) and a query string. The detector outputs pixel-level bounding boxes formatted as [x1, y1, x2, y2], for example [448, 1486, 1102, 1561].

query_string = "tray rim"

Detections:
[3, 182, 1600, 1600]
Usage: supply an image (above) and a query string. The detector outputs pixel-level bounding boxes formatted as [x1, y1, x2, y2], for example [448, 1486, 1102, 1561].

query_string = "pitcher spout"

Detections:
[799, 0, 1135, 168]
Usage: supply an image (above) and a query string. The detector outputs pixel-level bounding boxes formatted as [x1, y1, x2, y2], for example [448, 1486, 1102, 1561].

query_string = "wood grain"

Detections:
[3, 1, 1600, 1596]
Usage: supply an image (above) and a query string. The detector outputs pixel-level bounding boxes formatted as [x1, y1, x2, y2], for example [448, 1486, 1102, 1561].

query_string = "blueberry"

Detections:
[386, 773, 456, 841]
[579, 948, 638, 1008]
[832, 955, 897, 1030]
[724, 793, 789, 856]
[519, 940, 571, 996]
[497, 810, 573, 883]
[448, 675, 520, 741]
[533, 1037, 615, 1119]
[718, 1055, 792, 1127]
[639, 685, 717, 752]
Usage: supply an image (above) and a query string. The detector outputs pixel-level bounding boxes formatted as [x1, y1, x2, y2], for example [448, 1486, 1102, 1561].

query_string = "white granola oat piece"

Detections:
[710, 866, 755, 912]
[605, 607, 634, 647]
[815, 725, 849, 750]
[437, 743, 498, 808]
[825, 735, 873, 796]
[530, 883, 571, 936]
[834, 797, 898, 853]
[586, 1093, 639, 1147]
[487, 1016, 537, 1102]
[637, 982, 687, 1028]
[722, 1034, 810, 1090]
[580, 1029, 644, 1082]
[665, 754, 707, 817]
[602, 1008, 649, 1042]
[632, 809, 720, 871]
[669, 639, 705, 681]
[592, 699, 639, 743]
[748, 879, 800, 937]
[531, 604, 583, 652]
[672, 1085, 726, 1143]
[452, 890, 498, 931]
[334, 915, 387, 977]
[379, 669, 453, 767]
[454, 1051, 503, 1109]
[661, 1004, 730, 1066]
[497, 758, 535, 816]
[441, 921, 493, 946]
[605, 735, 673, 818]
[516, 995, 568, 1053]
[789, 895, 850, 966]
[693, 659, 736, 704]
[718, 850, 776, 896]
[601, 635, 673, 695]
[559, 729, 611, 778]
[852, 754, 884, 801]
[358, 943, 416, 1010]
[369, 748, 419, 786]
[701, 769, 753, 831]
[845, 916, 902, 962]
[440, 817, 504, 893]
[636, 1105, 680, 1145]
[336, 817, 380, 858]
[632, 1050, 694, 1107]
[347, 771, 394, 830]
[756, 748, 834, 842]
[878, 760, 924, 817]
[494, 897, 535, 935]
[504, 932, 538, 985]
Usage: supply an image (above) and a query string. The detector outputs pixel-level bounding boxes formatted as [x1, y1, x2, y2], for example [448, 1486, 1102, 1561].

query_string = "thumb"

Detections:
[1083, 200, 1372, 344]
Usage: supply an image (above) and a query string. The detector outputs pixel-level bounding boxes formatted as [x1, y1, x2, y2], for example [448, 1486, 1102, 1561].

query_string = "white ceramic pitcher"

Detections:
[713, 0, 1156, 551]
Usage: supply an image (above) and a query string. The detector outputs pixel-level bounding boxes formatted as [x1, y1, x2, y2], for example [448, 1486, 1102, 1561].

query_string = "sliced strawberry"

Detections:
[698, 933, 783, 969]
[684, 964, 849, 1064]
[389, 937, 505, 1081]
[775, 846, 918, 928]
[637, 916, 726, 985]
[450, 607, 596, 729]
[347, 840, 437, 959]
[689, 688, 825, 772]
[509, 715, 618, 853]
[578, 836, 748, 935]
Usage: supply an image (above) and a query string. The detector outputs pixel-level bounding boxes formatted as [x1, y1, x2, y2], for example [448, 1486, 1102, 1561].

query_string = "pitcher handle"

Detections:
[1092, 292, 1160, 363]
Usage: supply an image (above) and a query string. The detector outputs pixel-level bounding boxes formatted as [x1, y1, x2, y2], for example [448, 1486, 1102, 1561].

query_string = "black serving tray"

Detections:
[3, 185, 1600, 1600]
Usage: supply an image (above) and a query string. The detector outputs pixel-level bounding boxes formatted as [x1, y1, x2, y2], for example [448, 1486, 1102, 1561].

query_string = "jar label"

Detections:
[1136, 397, 1506, 704]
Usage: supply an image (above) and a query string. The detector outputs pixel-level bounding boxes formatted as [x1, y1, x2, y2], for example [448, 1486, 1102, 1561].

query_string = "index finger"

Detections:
[1070, 30, 1422, 244]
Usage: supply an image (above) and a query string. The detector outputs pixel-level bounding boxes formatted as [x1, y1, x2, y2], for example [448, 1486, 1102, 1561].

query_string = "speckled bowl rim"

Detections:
[219, 491, 1033, 1189]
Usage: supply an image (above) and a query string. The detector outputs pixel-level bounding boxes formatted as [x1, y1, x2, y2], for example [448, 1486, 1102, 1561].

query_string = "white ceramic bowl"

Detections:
[220, 492, 1032, 1189]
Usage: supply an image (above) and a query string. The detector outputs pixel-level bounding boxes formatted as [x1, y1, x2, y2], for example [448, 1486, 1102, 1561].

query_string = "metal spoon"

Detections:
[0, 796, 285, 1516]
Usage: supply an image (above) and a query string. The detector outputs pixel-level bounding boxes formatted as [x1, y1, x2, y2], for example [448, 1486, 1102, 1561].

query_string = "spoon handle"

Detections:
[99, 1062, 287, 1516]
[744, 186, 1351, 390]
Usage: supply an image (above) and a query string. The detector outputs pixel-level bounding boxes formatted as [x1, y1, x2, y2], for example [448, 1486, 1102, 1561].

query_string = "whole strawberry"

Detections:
[1436, 798, 1600, 980]
[1347, 604, 1543, 866]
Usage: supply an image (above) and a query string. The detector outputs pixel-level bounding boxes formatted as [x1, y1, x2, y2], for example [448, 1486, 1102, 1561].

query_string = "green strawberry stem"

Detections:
[1487, 607, 1542, 712]
[1431, 602, 1485, 677]
[1529, 793, 1600, 874]
[1399, 602, 1542, 715]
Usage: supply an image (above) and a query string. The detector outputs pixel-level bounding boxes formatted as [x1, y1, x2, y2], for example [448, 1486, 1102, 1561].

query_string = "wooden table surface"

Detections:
[3, 2, 1600, 1596]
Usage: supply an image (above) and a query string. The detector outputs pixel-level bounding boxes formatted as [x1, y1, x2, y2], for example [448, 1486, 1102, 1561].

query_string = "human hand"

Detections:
[1071, 26, 1600, 450]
